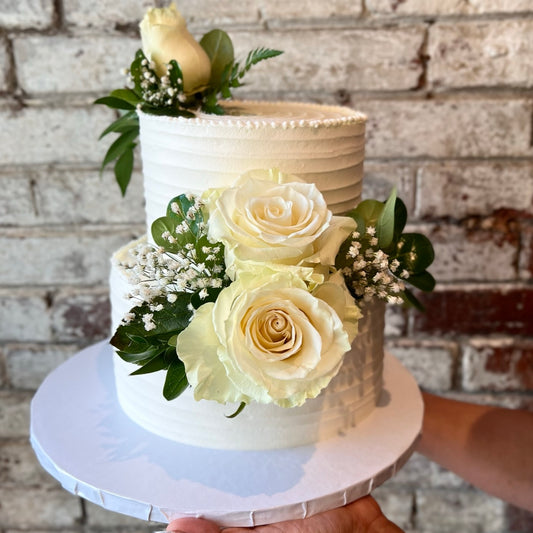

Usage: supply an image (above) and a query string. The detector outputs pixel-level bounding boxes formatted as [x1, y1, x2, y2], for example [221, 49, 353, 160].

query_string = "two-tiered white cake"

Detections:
[109, 101, 386, 450]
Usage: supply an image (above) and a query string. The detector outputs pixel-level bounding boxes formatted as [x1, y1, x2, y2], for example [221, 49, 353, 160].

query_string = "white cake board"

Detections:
[30, 341, 423, 528]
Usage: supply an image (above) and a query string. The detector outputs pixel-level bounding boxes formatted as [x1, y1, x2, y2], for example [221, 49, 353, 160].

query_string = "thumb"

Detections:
[167, 517, 221, 533]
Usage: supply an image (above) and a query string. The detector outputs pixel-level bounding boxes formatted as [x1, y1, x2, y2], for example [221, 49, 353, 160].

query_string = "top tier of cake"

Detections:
[139, 100, 366, 232]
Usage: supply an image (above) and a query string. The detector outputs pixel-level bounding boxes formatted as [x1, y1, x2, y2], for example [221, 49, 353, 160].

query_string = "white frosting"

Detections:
[139, 101, 367, 235]
[110, 100, 385, 450]
[110, 242, 384, 450]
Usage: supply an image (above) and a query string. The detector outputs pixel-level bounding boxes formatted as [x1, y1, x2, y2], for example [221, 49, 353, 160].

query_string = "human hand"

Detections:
[166, 495, 404, 533]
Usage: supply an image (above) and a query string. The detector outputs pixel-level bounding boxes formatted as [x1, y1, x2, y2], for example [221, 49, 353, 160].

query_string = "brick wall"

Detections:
[0, 1, 532, 532]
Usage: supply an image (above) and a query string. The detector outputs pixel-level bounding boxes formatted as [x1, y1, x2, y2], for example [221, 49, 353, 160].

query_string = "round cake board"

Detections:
[30, 341, 423, 528]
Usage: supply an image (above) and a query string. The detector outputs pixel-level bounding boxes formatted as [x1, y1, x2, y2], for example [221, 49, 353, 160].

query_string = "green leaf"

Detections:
[110, 88, 142, 107]
[163, 359, 188, 401]
[350, 199, 384, 228]
[402, 288, 425, 311]
[151, 216, 178, 250]
[241, 48, 283, 75]
[111, 294, 193, 352]
[114, 144, 135, 197]
[100, 128, 139, 173]
[129, 49, 147, 94]
[115, 346, 163, 364]
[167, 59, 184, 90]
[407, 270, 436, 292]
[98, 111, 138, 139]
[395, 233, 435, 274]
[130, 353, 168, 375]
[94, 96, 135, 110]
[200, 29, 235, 88]
[377, 188, 396, 249]
[140, 104, 195, 118]
[225, 402, 246, 418]
[392, 197, 408, 246]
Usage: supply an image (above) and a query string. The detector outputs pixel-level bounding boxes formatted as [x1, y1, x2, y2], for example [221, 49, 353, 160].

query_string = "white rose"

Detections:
[176, 271, 360, 407]
[139, 3, 211, 93]
[204, 169, 356, 280]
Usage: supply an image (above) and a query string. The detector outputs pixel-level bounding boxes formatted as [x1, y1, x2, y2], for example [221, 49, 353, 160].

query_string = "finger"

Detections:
[167, 517, 221, 533]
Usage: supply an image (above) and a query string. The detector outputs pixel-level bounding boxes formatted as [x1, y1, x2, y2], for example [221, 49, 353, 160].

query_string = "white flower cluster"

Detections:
[129, 58, 185, 109]
[342, 226, 408, 305]
[120, 198, 227, 330]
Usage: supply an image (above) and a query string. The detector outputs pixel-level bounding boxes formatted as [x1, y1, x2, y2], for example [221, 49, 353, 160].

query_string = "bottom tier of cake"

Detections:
[109, 240, 386, 450]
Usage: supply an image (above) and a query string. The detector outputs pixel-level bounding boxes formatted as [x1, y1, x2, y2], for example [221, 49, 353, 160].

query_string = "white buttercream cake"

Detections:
[109, 100, 386, 450]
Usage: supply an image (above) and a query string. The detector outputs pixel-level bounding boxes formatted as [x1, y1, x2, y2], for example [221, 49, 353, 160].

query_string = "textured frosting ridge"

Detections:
[110, 243, 385, 450]
[139, 100, 366, 234]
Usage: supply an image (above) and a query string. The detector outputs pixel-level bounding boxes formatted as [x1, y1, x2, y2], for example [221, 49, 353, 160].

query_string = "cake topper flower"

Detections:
[110, 171, 435, 410]
[139, 3, 211, 93]
[95, 3, 282, 195]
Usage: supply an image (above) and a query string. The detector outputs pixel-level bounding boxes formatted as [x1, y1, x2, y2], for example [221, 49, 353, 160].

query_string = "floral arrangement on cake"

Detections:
[95, 3, 282, 195]
[111, 169, 435, 412]
[98, 3, 436, 413]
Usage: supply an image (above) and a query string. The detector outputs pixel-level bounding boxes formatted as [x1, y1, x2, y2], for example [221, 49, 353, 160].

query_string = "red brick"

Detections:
[484, 344, 533, 387]
[505, 504, 533, 532]
[463, 339, 533, 392]
[412, 287, 533, 336]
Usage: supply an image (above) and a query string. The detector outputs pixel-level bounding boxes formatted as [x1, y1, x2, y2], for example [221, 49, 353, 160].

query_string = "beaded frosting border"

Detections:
[138, 100, 367, 130]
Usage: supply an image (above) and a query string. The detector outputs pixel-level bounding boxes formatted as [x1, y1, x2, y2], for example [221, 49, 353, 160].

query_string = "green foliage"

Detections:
[110, 293, 193, 400]
[200, 29, 235, 87]
[110, 193, 230, 401]
[151, 194, 227, 281]
[341, 189, 436, 309]
[96, 35, 282, 195]
[225, 402, 247, 418]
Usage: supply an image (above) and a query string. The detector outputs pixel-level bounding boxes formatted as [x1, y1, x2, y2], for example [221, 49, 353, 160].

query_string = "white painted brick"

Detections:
[0, 228, 136, 285]
[50, 288, 111, 342]
[387, 341, 455, 390]
[462, 337, 530, 392]
[230, 26, 424, 92]
[260, 0, 362, 21]
[0, 38, 9, 92]
[0, 391, 31, 438]
[392, 453, 466, 488]
[14, 35, 138, 94]
[0, 439, 57, 486]
[32, 167, 144, 225]
[416, 161, 533, 219]
[0, 166, 144, 226]
[366, 0, 533, 15]
[0, 173, 35, 225]
[0, 289, 51, 342]
[0, 0, 54, 30]
[385, 305, 406, 337]
[428, 20, 533, 89]
[415, 488, 506, 533]
[63, 0, 155, 27]
[5, 344, 76, 389]
[180, 1, 261, 27]
[427, 222, 518, 282]
[363, 162, 416, 214]
[0, 487, 81, 528]
[360, 98, 532, 158]
[372, 487, 413, 530]
[0, 106, 112, 165]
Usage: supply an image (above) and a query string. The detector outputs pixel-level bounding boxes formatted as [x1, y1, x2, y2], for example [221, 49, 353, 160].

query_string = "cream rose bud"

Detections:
[176, 271, 360, 408]
[204, 169, 356, 279]
[139, 3, 211, 93]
